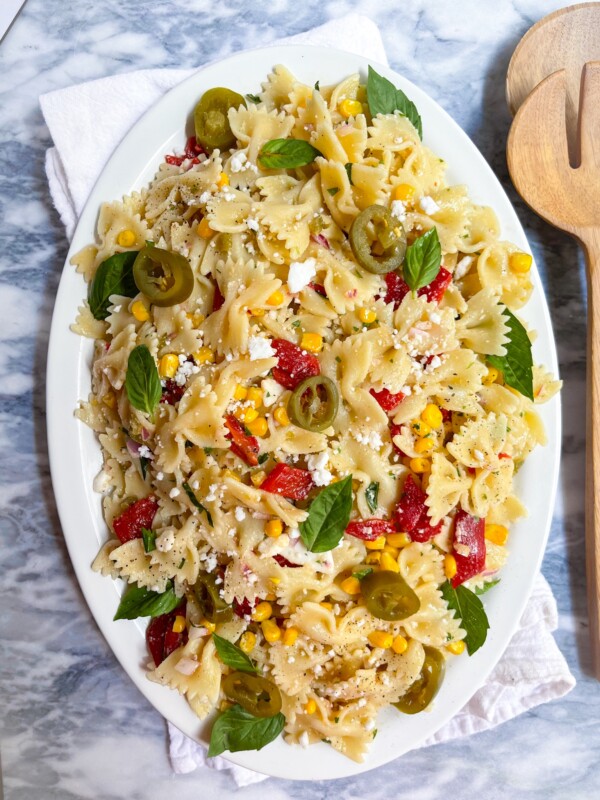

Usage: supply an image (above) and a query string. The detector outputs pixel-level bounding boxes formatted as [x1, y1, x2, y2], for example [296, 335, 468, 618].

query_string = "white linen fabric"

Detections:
[40, 13, 574, 787]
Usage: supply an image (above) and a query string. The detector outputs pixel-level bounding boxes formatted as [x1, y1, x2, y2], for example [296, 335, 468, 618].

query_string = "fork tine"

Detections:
[579, 61, 600, 170]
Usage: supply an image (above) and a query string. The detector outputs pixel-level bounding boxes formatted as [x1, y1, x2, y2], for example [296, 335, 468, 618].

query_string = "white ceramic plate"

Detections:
[47, 45, 561, 781]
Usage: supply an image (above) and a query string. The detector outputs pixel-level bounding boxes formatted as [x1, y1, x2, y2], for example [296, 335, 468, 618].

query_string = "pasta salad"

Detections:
[71, 65, 560, 762]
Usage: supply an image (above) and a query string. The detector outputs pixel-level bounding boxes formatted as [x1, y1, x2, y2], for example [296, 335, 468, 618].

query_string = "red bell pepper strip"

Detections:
[260, 463, 314, 500]
[273, 554, 302, 568]
[345, 518, 395, 541]
[213, 283, 225, 312]
[160, 378, 186, 405]
[165, 136, 207, 166]
[451, 510, 486, 587]
[389, 422, 409, 457]
[384, 267, 453, 309]
[113, 496, 159, 544]
[394, 475, 441, 542]
[233, 596, 259, 618]
[271, 338, 320, 390]
[370, 388, 405, 413]
[308, 281, 327, 297]
[146, 602, 187, 666]
[224, 414, 259, 467]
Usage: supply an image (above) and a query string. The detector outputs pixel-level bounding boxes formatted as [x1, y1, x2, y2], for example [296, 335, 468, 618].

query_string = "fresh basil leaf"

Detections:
[299, 475, 353, 553]
[125, 345, 162, 416]
[114, 580, 181, 620]
[474, 578, 500, 596]
[365, 481, 379, 513]
[141, 527, 156, 553]
[487, 308, 534, 400]
[258, 139, 322, 170]
[212, 633, 258, 675]
[89, 251, 138, 320]
[353, 567, 374, 580]
[245, 93, 261, 104]
[208, 704, 285, 757]
[441, 580, 490, 655]
[327, 187, 339, 196]
[366, 65, 422, 138]
[403, 227, 441, 292]
[182, 481, 213, 526]
[345, 162, 353, 185]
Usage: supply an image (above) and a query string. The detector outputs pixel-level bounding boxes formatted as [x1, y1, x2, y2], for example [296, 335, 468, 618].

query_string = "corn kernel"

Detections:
[252, 601, 273, 622]
[194, 346, 214, 364]
[247, 416, 268, 437]
[117, 229, 136, 247]
[217, 172, 229, 188]
[283, 627, 299, 646]
[410, 419, 432, 437]
[446, 640, 466, 655]
[394, 183, 416, 202]
[380, 551, 400, 572]
[131, 300, 150, 322]
[267, 289, 285, 306]
[239, 631, 256, 654]
[319, 602, 333, 610]
[365, 535, 386, 550]
[392, 635, 408, 654]
[247, 387, 263, 408]
[482, 366, 500, 386]
[340, 576, 361, 595]
[444, 553, 457, 580]
[102, 391, 116, 409]
[172, 615, 186, 633]
[410, 457, 430, 474]
[387, 532, 411, 548]
[509, 252, 533, 274]
[368, 630, 394, 649]
[233, 384, 248, 401]
[251, 470, 267, 487]
[261, 618, 281, 643]
[250, 307, 266, 317]
[339, 98, 363, 118]
[357, 307, 377, 325]
[200, 619, 216, 634]
[300, 332, 323, 354]
[383, 544, 399, 559]
[414, 437, 435, 453]
[421, 403, 443, 429]
[187, 311, 205, 326]
[265, 519, 283, 538]
[365, 551, 382, 565]
[234, 406, 259, 424]
[304, 699, 317, 714]
[197, 217, 213, 239]
[265, 592, 277, 601]
[485, 523, 509, 546]
[274, 406, 290, 426]
[159, 353, 179, 379]
[269, 577, 281, 586]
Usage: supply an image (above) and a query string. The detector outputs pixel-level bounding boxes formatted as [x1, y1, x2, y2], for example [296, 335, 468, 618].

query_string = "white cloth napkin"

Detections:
[41, 14, 575, 787]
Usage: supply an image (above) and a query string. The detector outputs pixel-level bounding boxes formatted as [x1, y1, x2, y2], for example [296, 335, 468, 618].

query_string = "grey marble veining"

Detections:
[0, 0, 598, 798]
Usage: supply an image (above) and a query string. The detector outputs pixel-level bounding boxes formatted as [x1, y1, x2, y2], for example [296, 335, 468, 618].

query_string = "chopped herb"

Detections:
[327, 187, 340, 196]
[178, 558, 186, 569]
[245, 93, 261, 104]
[141, 527, 157, 553]
[345, 163, 353, 185]
[182, 481, 213, 526]
[257, 453, 269, 465]
[314, 80, 320, 91]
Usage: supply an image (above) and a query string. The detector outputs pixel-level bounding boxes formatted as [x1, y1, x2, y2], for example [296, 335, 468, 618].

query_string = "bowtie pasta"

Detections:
[72, 64, 560, 762]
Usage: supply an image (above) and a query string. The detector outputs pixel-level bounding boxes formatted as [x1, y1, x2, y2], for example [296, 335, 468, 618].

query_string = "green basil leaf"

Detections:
[474, 578, 500, 596]
[366, 65, 422, 138]
[403, 227, 441, 292]
[345, 162, 353, 185]
[246, 93, 261, 104]
[487, 308, 534, 401]
[114, 580, 182, 620]
[212, 633, 258, 675]
[365, 481, 379, 513]
[139, 455, 150, 481]
[182, 481, 213, 526]
[125, 345, 162, 416]
[441, 580, 490, 655]
[258, 139, 322, 170]
[208, 704, 285, 756]
[141, 527, 157, 553]
[88, 251, 138, 320]
[299, 475, 353, 553]
[353, 567, 374, 580]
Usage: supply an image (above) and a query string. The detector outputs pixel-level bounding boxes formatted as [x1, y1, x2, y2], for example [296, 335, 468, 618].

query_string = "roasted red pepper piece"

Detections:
[146, 602, 187, 667]
[271, 338, 321, 390]
[273, 554, 302, 568]
[160, 379, 186, 405]
[213, 283, 225, 312]
[345, 518, 395, 541]
[224, 414, 259, 467]
[308, 281, 327, 297]
[384, 267, 453, 309]
[389, 422, 409, 457]
[165, 136, 207, 166]
[113, 496, 159, 544]
[394, 475, 441, 542]
[260, 463, 314, 500]
[451, 510, 486, 587]
[233, 596, 259, 618]
[370, 388, 405, 413]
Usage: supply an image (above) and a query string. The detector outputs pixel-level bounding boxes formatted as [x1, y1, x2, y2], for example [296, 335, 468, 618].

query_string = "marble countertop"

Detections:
[1, 0, 598, 797]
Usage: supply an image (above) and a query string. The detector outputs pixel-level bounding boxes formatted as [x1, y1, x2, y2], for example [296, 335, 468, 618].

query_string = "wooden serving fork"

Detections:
[507, 62, 600, 677]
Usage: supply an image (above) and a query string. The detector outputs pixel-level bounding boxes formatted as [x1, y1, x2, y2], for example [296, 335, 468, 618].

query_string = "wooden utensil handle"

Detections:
[582, 227, 600, 677]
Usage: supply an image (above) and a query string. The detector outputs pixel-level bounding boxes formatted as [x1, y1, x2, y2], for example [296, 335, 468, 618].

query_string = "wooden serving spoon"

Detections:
[507, 61, 600, 678]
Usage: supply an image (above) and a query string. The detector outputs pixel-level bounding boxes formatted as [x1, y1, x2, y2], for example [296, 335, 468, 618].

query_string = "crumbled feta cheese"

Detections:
[205, 484, 218, 502]
[204, 552, 218, 572]
[306, 451, 333, 487]
[357, 698, 367, 708]
[229, 151, 247, 173]
[169, 487, 181, 499]
[92, 469, 112, 494]
[156, 530, 175, 552]
[156, 471, 164, 481]
[248, 335, 276, 361]
[299, 731, 310, 748]
[474, 449, 485, 462]
[234, 507, 246, 522]
[390, 200, 406, 221]
[260, 377, 284, 407]
[429, 312, 441, 325]
[352, 429, 383, 449]
[138, 445, 153, 460]
[420, 195, 440, 215]
[287, 257, 316, 293]
[246, 217, 259, 231]
[454, 255, 473, 280]
[199, 191, 212, 204]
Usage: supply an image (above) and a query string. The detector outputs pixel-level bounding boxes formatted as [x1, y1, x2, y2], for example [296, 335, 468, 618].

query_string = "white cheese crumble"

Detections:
[248, 335, 276, 361]
[138, 445, 153, 459]
[260, 377, 285, 407]
[229, 151, 247, 173]
[390, 200, 406, 222]
[199, 191, 212, 204]
[156, 530, 175, 552]
[287, 257, 316, 293]
[299, 731, 310, 748]
[352, 429, 383, 449]
[169, 487, 181, 499]
[246, 217, 259, 231]
[306, 451, 333, 487]
[92, 469, 112, 494]
[474, 449, 485, 462]
[454, 255, 473, 280]
[420, 195, 440, 215]
[234, 507, 246, 522]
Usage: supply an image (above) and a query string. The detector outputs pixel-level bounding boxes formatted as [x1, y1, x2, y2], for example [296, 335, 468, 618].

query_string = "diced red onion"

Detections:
[175, 657, 199, 675]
